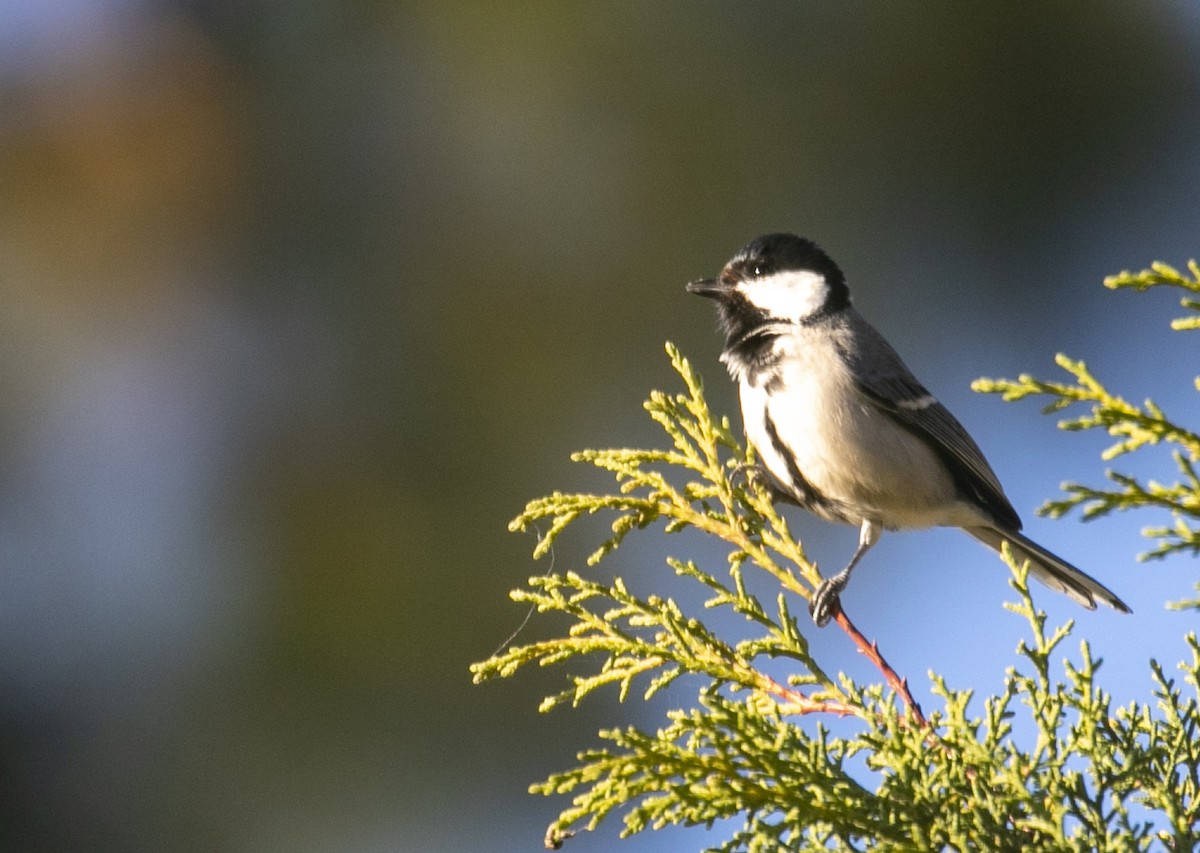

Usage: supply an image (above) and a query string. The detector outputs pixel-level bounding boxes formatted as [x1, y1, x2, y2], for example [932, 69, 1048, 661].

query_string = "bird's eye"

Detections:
[752, 265, 764, 277]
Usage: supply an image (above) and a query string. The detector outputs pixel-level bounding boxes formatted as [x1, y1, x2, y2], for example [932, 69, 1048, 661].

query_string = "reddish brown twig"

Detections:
[831, 603, 928, 728]
[756, 671, 861, 718]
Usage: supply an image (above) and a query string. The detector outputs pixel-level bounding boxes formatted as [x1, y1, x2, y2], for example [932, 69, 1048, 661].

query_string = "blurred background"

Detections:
[0, 2, 1198, 851]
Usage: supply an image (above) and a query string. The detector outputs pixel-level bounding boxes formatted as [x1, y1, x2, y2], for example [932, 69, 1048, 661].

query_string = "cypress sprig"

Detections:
[491, 557, 1200, 850]
[973, 258, 1200, 566]
[1104, 259, 1200, 331]
[477, 266, 1200, 848]
[482, 343, 867, 718]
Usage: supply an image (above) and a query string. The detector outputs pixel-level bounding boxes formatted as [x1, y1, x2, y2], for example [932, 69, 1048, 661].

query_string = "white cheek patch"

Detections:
[738, 270, 830, 322]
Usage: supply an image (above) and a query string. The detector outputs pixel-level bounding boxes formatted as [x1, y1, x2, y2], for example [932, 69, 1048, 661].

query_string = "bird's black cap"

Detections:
[686, 233, 849, 315]
[726, 233, 845, 288]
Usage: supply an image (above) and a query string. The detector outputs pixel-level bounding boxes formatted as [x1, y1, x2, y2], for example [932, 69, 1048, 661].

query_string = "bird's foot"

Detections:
[809, 575, 848, 628]
[730, 462, 799, 506]
[730, 461, 770, 491]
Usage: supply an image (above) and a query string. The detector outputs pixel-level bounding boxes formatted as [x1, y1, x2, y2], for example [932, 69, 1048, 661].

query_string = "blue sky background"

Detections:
[0, 2, 1198, 851]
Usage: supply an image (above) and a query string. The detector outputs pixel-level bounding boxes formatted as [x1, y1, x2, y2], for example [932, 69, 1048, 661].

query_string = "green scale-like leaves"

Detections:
[974, 260, 1200, 570]
[474, 259, 1200, 851]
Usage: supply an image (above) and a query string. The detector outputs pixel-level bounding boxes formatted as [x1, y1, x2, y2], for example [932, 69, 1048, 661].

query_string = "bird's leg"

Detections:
[810, 519, 881, 627]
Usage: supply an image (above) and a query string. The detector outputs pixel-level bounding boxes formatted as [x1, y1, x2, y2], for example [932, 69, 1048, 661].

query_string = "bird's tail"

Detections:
[965, 526, 1131, 613]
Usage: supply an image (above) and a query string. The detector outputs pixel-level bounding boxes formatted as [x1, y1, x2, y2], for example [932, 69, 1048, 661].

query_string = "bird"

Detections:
[686, 232, 1130, 626]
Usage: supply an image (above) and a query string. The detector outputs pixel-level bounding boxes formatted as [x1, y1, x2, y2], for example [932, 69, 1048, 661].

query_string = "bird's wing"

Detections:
[839, 315, 1022, 531]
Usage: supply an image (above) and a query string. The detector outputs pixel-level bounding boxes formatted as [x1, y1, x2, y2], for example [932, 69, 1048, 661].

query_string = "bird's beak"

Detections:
[685, 277, 728, 299]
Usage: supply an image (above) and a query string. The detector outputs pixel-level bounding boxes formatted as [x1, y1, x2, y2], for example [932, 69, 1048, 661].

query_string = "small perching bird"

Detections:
[686, 232, 1130, 626]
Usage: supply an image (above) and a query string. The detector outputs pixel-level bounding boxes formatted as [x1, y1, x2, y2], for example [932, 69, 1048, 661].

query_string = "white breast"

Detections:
[739, 331, 966, 530]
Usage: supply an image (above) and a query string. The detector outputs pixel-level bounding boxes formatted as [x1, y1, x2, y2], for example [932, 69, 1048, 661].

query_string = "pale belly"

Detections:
[740, 373, 968, 530]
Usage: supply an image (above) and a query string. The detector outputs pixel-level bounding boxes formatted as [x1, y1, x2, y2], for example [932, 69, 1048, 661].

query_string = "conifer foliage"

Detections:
[473, 259, 1200, 851]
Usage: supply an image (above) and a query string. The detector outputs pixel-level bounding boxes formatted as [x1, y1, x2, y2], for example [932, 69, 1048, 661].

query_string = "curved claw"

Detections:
[730, 461, 800, 506]
[809, 576, 847, 627]
[730, 461, 769, 490]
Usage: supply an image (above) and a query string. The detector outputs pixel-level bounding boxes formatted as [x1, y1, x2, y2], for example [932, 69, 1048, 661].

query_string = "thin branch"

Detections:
[831, 605, 928, 728]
